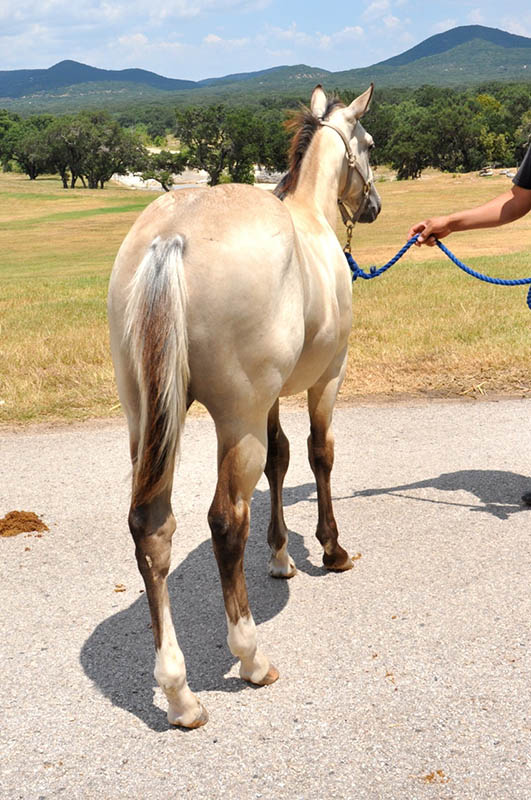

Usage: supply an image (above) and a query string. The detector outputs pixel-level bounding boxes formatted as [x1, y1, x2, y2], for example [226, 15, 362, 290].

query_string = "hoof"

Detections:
[323, 550, 355, 572]
[244, 664, 279, 686]
[268, 553, 297, 579]
[522, 490, 531, 506]
[168, 702, 209, 729]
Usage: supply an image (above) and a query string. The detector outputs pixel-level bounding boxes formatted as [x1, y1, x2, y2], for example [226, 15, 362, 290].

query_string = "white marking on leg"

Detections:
[268, 543, 296, 578]
[154, 603, 205, 727]
[226, 612, 270, 684]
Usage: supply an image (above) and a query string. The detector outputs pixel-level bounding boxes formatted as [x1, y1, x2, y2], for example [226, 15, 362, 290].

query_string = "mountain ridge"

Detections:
[1, 25, 530, 108]
[376, 24, 531, 67]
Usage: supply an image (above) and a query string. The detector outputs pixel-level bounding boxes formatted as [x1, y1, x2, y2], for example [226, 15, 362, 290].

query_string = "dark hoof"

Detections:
[323, 548, 355, 572]
[522, 491, 531, 506]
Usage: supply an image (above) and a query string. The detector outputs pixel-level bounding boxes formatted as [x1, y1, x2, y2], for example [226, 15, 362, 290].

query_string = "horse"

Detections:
[107, 84, 381, 728]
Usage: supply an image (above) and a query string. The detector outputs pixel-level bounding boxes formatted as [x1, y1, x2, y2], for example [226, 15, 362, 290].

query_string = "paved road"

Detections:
[1, 400, 530, 799]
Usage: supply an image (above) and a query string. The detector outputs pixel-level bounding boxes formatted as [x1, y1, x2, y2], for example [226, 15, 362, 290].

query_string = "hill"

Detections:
[0, 59, 197, 98]
[332, 26, 531, 88]
[1, 25, 530, 112]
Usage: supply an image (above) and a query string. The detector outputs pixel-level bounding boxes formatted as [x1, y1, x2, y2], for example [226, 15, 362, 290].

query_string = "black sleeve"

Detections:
[513, 145, 531, 190]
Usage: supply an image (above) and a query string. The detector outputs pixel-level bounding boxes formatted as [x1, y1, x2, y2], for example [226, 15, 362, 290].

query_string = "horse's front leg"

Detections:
[209, 418, 279, 685]
[307, 351, 354, 571]
[265, 399, 296, 578]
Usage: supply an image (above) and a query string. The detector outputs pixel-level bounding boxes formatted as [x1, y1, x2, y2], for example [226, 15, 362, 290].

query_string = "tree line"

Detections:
[338, 83, 531, 179]
[0, 83, 530, 188]
[0, 106, 290, 189]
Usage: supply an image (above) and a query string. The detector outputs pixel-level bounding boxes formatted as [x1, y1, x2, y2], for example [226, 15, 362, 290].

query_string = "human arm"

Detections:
[408, 184, 531, 246]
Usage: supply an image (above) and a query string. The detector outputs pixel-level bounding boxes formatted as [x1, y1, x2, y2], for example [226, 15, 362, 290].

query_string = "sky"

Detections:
[1, 1, 531, 82]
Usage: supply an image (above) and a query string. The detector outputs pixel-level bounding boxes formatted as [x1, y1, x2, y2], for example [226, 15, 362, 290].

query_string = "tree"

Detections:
[0, 109, 20, 170]
[52, 115, 90, 188]
[175, 105, 230, 186]
[141, 149, 188, 191]
[5, 117, 53, 180]
[73, 111, 147, 188]
[255, 109, 290, 174]
[224, 108, 261, 183]
[433, 104, 485, 172]
[43, 116, 76, 188]
[515, 110, 531, 161]
[357, 101, 396, 167]
[174, 104, 290, 185]
[386, 103, 438, 179]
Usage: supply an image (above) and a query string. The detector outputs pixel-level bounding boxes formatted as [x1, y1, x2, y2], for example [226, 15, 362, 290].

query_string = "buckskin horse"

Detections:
[107, 84, 381, 728]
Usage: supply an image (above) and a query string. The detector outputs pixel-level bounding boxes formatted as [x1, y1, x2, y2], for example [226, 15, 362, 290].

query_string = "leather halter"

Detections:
[319, 120, 373, 238]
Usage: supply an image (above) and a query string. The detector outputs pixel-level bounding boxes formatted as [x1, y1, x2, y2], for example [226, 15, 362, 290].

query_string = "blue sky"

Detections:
[1, 1, 530, 81]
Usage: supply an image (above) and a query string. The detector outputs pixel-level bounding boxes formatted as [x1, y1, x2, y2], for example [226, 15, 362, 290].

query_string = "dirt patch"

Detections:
[0, 511, 49, 537]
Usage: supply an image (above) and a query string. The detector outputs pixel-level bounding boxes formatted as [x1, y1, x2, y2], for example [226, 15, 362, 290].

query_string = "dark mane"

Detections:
[273, 96, 344, 200]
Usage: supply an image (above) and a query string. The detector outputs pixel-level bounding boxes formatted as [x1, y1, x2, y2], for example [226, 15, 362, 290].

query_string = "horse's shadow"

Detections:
[81, 469, 530, 731]
[80, 482, 323, 732]
[352, 469, 531, 521]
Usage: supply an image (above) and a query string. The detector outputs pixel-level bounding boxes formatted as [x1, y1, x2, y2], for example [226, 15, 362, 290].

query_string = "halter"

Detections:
[319, 120, 373, 253]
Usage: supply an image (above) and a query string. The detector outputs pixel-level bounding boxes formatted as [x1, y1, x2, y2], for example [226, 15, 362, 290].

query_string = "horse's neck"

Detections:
[288, 134, 342, 230]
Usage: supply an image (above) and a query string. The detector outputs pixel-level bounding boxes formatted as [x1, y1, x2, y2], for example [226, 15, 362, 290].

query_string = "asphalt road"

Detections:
[1, 399, 530, 799]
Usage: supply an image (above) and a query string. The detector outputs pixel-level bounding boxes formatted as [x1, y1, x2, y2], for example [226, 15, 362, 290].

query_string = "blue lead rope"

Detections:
[345, 233, 531, 310]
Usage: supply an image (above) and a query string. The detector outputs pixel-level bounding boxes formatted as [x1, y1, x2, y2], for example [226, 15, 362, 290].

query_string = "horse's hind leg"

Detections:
[307, 354, 354, 572]
[209, 416, 279, 685]
[265, 400, 296, 578]
[128, 479, 208, 728]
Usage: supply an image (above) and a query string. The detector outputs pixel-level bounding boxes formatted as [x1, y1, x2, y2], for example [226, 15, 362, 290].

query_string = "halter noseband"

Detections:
[319, 120, 373, 251]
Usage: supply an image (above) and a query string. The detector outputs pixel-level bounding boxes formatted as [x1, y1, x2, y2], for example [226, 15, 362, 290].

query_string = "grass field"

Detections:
[1, 169, 531, 426]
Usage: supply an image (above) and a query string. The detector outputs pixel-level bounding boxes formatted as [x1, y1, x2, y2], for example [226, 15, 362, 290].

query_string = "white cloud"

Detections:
[432, 18, 457, 34]
[467, 8, 484, 25]
[362, 0, 390, 22]
[203, 32, 249, 46]
[383, 14, 400, 29]
[317, 26, 363, 50]
[330, 25, 364, 42]
[0, 0, 272, 30]
[268, 22, 314, 46]
[500, 16, 531, 37]
[399, 30, 415, 46]
[118, 33, 148, 47]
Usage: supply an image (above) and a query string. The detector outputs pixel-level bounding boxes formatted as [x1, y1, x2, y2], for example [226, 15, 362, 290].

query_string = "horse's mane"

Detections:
[273, 96, 345, 200]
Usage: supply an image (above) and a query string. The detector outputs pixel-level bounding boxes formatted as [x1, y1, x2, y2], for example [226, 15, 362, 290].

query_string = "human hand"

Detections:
[408, 216, 453, 246]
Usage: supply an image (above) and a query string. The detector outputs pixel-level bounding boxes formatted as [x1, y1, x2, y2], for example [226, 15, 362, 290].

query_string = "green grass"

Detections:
[0, 173, 156, 424]
[1, 203, 150, 231]
[1, 169, 531, 426]
[343, 169, 531, 400]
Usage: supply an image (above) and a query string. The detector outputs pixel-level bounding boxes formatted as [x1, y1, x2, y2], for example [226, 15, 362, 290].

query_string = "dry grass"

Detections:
[0, 173, 153, 424]
[343, 168, 531, 401]
[1, 169, 530, 427]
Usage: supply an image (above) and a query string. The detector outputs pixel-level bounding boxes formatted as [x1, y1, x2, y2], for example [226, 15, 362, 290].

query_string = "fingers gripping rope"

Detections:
[345, 234, 531, 310]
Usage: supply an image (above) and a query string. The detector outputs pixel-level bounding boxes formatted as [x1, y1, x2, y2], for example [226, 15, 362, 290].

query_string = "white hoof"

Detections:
[268, 552, 296, 579]
[240, 662, 280, 686]
[167, 700, 209, 729]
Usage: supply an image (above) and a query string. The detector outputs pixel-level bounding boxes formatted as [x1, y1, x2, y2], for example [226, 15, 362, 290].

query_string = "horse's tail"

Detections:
[124, 235, 189, 507]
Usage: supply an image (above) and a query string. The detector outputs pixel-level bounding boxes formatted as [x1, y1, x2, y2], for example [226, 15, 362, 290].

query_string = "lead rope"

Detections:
[345, 234, 531, 310]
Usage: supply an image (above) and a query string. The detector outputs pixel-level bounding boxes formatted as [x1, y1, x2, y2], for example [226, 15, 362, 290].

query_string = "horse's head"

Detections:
[311, 84, 381, 225]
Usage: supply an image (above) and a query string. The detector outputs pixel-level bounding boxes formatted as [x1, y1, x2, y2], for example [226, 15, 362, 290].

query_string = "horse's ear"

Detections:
[345, 84, 374, 122]
[310, 85, 328, 119]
